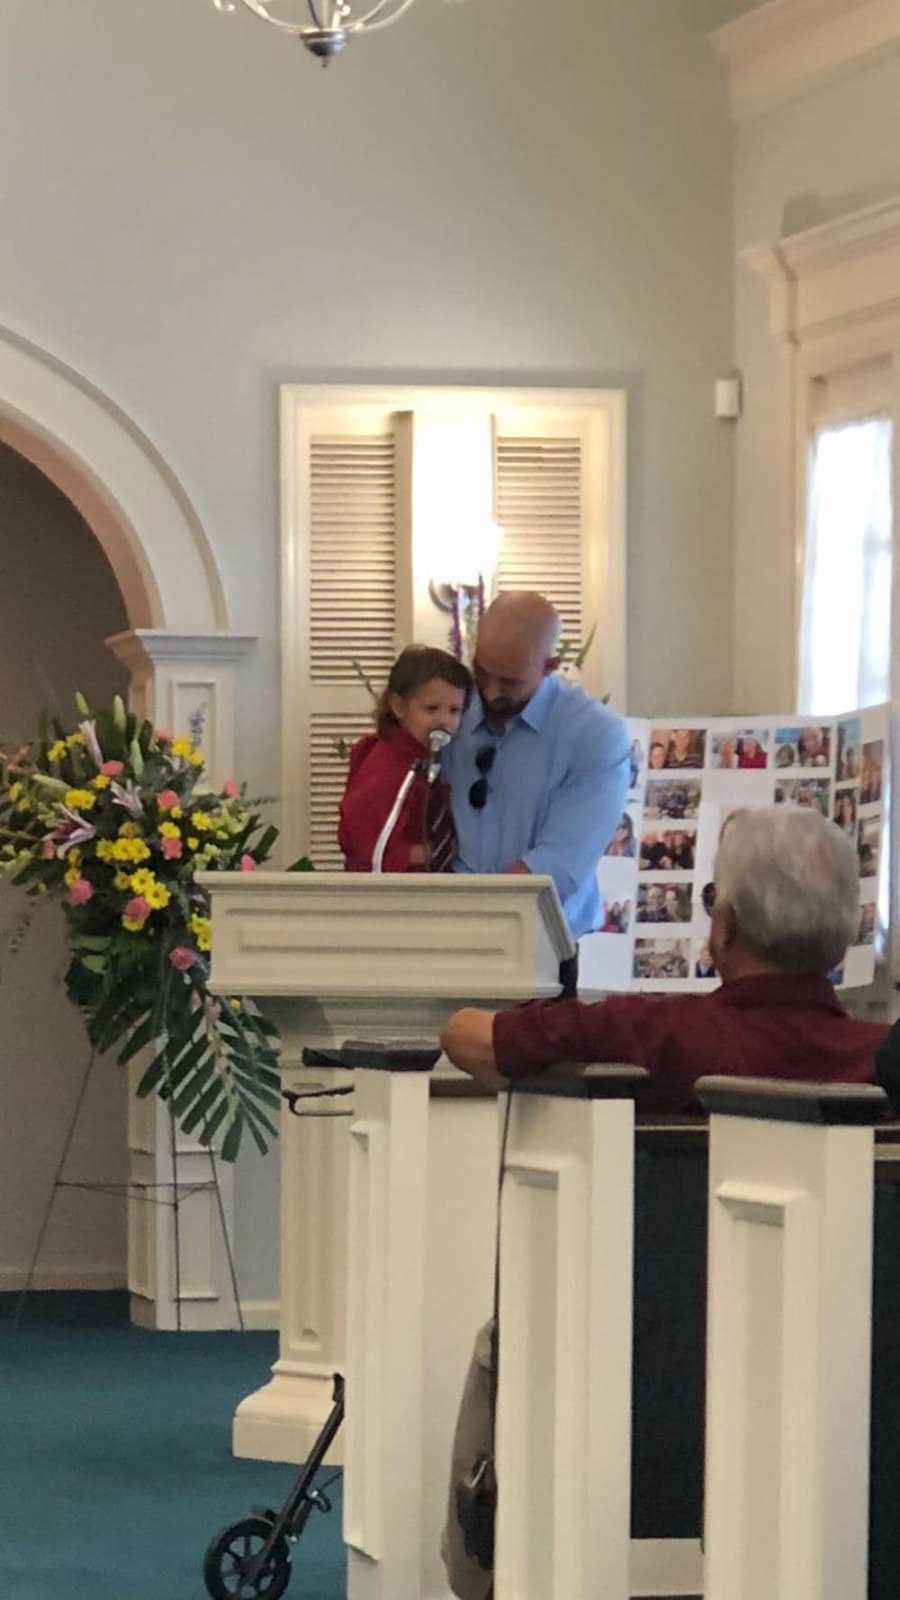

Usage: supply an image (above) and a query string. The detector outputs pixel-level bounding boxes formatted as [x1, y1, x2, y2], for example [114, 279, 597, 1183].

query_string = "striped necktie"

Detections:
[426, 784, 456, 874]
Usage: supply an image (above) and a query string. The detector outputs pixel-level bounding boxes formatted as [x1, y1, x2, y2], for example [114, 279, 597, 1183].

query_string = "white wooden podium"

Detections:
[202, 870, 574, 1471]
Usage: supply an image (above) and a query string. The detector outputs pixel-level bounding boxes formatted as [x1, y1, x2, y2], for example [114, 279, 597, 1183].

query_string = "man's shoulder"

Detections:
[544, 678, 628, 750]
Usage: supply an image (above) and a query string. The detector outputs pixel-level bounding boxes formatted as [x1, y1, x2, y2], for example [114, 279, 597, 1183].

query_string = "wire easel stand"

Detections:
[11, 1047, 244, 1334]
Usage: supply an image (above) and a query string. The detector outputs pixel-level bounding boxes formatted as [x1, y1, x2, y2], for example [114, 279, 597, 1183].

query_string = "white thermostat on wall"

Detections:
[715, 374, 742, 420]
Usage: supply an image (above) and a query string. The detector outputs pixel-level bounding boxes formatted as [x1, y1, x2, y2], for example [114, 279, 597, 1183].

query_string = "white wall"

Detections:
[0, 442, 130, 1289]
[734, 50, 900, 709]
[0, 0, 737, 1302]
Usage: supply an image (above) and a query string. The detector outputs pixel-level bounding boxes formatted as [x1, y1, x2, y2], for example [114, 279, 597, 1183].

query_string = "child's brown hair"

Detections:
[375, 645, 473, 738]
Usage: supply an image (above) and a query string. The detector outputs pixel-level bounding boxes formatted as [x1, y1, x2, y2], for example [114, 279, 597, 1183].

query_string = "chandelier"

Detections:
[212, 0, 453, 62]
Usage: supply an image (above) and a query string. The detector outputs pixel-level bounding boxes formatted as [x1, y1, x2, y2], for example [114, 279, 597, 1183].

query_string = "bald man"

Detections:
[441, 592, 630, 986]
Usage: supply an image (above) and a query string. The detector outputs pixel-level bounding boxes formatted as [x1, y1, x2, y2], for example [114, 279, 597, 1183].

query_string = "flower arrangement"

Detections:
[0, 694, 282, 1161]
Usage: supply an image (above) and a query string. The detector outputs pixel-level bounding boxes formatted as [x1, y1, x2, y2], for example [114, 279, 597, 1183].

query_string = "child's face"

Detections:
[391, 677, 467, 747]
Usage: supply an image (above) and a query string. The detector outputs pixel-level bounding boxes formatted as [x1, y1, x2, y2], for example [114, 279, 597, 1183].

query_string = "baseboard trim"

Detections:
[630, 1537, 704, 1596]
[0, 1266, 127, 1291]
[237, 1298, 280, 1330]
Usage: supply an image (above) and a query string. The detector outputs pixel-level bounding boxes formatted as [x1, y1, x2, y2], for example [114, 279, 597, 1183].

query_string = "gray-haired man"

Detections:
[440, 806, 887, 1599]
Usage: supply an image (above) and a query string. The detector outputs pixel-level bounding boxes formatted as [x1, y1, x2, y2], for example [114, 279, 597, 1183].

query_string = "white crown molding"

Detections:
[713, 0, 900, 121]
[742, 193, 900, 340]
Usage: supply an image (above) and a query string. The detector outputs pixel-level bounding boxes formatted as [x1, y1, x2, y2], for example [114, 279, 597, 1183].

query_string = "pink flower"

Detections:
[155, 729, 173, 744]
[168, 946, 197, 972]
[124, 895, 151, 926]
[41, 837, 56, 859]
[239, 854, 256, 872]
[157, 789, 179, 811]
[67, 878, 94, 907]
[222, 780, 238, 798]
[160, 835, 183, 860]
[100, 760, 124, 778]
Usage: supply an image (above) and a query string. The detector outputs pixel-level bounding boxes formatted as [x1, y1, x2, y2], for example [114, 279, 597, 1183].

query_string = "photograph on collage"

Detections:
[774, 778, 831, 817]
[636, 882, 693, 924]
[857, 903, 876, 946]
[858, 816, 881, 878]
[774, 725, 831, 769]
[837, 718, 862, 781]
[644, 778, 702, 820]
[600, 899, 632, 934]
[710, 730, 769, 770]
[833, 787, 858, 836]
[639, 827, 696, 871]
[860, 740, 884, 805]
[650, 727, 705, 770]
[694, 940, 718, 978]
[628, 738, 644, 794]
[633, 938, 691, 981]
[604, 810, 638, 858]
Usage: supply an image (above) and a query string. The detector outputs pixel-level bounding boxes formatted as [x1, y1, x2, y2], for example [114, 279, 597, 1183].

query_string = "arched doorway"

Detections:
[0, 325, 254, 1328]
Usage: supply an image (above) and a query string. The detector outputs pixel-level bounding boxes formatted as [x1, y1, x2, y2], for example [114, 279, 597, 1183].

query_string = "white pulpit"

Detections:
[202, 870, 574, 1468]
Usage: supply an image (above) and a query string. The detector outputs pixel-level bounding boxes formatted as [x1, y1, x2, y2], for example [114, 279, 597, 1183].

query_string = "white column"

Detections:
[697, 1076, 888, 1600]
[233, 1047, 352, 1462]
[106, 627, 256, 1331]
[495, 1065, 646, 1600]
[343, 1056, 433, 1600]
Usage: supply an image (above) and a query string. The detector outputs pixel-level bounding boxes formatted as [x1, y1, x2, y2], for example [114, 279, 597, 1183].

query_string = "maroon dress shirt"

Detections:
[493, 974, 888, 1113]
[338, 727, 455, 873]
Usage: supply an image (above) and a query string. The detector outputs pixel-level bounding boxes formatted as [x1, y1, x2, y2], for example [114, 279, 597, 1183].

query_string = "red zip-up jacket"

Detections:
[338, 727, 455, 872]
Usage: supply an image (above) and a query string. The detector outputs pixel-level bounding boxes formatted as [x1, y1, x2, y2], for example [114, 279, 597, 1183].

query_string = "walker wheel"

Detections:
[203, 1515, 291, 1600]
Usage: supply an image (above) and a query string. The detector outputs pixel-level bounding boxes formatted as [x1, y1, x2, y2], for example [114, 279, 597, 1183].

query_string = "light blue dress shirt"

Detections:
[441, 675, 631, 938]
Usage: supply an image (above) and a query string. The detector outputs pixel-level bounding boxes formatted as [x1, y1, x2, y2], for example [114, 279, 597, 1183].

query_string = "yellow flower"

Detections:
[64, 788, 96, 811]
[190, 812, 213, 832]
[122, 915, 144, 933]
[170, 806, 183, 820]
[92, 774, 111, 790]
[144, 881, 170, 910]
[189, 913, 211, 953]
[64, 866, 80, 887]
[47, 740, 67, 763]
[110, 837, 150, 863]
[96, 840, 114, 862]
[8, 781, 23, 803]
[188, 751, 205, 769]
[186, 836, 199, 850]
[228, 998, 241, 1012]
[69, 848, 81, 867]
[159, 822, 181, 840]
[129, 868, 156, 896]
[113, 871, 131, 891]
[66, 732, 85, 748]
[171, 737, 194, 760]
[118, 821, 140, 839]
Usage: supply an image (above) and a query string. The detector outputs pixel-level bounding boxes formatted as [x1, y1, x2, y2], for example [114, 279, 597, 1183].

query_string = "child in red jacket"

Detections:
[339, 645, 472, 873]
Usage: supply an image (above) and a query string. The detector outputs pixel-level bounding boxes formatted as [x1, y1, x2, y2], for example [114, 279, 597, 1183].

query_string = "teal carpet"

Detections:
[0, 1292, 346, 1600]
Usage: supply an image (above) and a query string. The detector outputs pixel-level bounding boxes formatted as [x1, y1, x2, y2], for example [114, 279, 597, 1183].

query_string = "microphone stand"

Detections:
[371, 730, 450, 873]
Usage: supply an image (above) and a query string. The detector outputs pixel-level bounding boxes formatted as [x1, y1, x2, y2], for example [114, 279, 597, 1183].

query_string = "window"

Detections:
[798, 414, 892, 714]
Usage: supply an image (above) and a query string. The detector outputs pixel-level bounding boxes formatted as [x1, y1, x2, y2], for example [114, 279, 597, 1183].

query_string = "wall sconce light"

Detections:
[429, 521, 503, 663]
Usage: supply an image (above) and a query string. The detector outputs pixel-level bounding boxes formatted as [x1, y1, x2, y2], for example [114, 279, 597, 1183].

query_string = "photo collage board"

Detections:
[578, 704, 889, 994]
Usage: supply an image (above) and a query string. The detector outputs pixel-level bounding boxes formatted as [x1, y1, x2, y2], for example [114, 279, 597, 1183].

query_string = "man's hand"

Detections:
[501, 860, 531, 875]
[441, 1008, 508, 1091]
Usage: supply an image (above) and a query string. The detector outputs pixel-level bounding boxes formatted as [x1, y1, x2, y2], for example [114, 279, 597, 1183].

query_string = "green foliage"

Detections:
[0, 699, 284, 1162]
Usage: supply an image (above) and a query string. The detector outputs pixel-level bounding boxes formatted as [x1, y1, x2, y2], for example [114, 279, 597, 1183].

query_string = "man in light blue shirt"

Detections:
[441, 592, 630, 974]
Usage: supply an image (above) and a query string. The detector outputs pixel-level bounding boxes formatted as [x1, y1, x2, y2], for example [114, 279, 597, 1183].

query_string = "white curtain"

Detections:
[799, 415, 892, 715]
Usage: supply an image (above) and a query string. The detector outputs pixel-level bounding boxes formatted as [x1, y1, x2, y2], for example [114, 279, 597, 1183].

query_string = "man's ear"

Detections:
[712, 900, 738, 951]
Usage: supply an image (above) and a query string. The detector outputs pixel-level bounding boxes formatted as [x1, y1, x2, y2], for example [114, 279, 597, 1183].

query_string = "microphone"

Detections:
[427, 728, 451, 784]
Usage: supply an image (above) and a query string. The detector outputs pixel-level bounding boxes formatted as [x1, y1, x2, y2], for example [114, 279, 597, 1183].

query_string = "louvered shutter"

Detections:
[282, 401, 412, 866]
[491, 405, 623, 704]
[494, 434, 584, 647]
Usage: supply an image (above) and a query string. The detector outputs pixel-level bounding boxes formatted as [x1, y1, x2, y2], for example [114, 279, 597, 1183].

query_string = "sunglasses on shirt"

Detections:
[468, 745, 496, 809]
